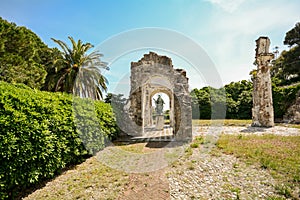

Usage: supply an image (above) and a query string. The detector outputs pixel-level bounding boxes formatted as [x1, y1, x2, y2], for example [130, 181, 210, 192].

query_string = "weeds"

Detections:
[275, 184, 292, 198]
[190, 136, 204, 148]
[184, 146, 193, 157]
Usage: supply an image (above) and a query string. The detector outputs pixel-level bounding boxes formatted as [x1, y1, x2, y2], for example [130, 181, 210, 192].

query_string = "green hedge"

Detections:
[0, 81, 118, 199]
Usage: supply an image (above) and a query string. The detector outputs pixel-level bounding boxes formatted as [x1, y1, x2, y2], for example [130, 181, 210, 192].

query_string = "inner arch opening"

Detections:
[151, 92, 171, 127]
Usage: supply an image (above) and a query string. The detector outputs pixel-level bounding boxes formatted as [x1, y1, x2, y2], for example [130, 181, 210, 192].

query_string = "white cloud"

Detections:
[196, 0, 300, 86]
[213, 2, 299, 35]
[205, 0, 246, 13]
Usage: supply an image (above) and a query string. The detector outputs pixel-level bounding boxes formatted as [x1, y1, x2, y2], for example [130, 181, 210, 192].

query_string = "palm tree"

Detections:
[51, 36, 109, 100]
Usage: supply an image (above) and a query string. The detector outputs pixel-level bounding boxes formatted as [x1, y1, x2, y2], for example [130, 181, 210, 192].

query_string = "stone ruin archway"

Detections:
[128, 52, 192, 141]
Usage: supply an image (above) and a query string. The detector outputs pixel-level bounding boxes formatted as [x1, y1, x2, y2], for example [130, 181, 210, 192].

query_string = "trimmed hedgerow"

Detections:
[0, 81, 118, 199]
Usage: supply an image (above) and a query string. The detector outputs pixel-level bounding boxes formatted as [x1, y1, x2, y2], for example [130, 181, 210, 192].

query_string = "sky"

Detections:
[1, 0, 299, 96]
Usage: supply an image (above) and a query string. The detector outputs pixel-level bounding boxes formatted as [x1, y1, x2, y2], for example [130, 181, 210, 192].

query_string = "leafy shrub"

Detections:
[0, 81, 118, 199]
[272, 83, 300, 119]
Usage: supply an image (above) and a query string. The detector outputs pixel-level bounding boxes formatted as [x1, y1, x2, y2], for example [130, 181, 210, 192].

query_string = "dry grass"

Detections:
[193, 119, 300, 129]
[216, 134, 300, 198]
[116, 142, 150, 153]
[24, 157, 129, 200]
[193, 119, 252, 126]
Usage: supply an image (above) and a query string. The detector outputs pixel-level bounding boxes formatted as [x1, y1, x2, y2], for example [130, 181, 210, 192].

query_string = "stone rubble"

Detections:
[168, 153, 280, 199]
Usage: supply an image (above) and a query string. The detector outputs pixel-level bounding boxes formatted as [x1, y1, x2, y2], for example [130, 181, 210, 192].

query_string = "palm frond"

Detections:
[52, 36, 109, 99]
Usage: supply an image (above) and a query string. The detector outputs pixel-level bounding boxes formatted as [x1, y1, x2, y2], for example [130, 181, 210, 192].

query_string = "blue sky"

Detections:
[1, 0, 299, 94]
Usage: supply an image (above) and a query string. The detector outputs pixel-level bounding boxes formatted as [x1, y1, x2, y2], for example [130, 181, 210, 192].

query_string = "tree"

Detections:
[237, 90, 252, 119]
[284, 22, 300, 47]
[0, 17, 52, 89]
[272, 22, 300, 85]
[191, 80, 253, 120]
[50, 36, 109, 99]
[191, 88, 211, 119]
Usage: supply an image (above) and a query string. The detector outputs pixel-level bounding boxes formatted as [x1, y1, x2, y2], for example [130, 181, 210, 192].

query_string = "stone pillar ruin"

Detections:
[252, 37, 274, 127]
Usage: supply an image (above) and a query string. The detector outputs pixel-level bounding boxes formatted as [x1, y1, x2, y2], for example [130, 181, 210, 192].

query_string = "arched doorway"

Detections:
[128, 52, 192, 141]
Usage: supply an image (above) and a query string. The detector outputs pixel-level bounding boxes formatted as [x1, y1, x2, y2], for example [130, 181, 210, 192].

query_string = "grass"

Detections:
[193, 119, 252, 126]
[216, 134, 300, 198]
[193, 119, 300, 129]
[190, 136, 205, 148]
[24, 157, 128, 200]
[116, 142, 152, 153]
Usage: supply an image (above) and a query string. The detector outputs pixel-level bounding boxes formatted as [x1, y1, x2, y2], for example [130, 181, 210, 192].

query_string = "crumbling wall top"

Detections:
[131, 52, 173, 68]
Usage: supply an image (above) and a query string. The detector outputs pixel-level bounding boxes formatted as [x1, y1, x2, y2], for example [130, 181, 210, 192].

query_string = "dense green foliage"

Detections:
[191, 80, 299, 120]
[272, 22, 300, 85]
[0, 18, 109, 99]
[191, 80, 253, 119]
[272, 83, 300, 119]
[0, 17, 54, 89]
[0, 81, 118, 199]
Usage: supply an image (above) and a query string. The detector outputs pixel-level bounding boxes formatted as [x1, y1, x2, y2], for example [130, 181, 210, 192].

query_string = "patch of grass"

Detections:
[190, 143, 199, 148]
[275, 184, 292, 198]
[114, 142, 158, 154]
[116, 143, 147, 153]
[193, 119, 252, 126]
[222, 183, 241, 199]
[187, 161, 195, 170]
[216, 134, 300, 197]
[195, 136, 205, 144]
[190, 136, 205, 148]
[210, 148, 222, 157]
[24, 157, 128, 200]
[184, 146, 193, 158]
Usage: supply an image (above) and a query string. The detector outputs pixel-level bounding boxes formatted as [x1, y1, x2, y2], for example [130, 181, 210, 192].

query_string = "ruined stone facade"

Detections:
[128, 52, 192, 140]
[252, 37, 274, 127]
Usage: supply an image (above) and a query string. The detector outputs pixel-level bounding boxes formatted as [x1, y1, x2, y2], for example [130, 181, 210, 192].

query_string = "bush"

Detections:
[272, 83, 300, 119]
[0, 81, 118, 199]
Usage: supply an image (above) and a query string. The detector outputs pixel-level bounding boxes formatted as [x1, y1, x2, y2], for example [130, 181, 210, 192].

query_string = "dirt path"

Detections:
[118, 169, 170, 200]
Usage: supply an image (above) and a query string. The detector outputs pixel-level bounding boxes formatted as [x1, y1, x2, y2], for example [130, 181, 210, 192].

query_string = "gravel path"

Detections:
[166, 125, 299, 200]
[167, 150, 280, 199]
[193, 125, 300, 137]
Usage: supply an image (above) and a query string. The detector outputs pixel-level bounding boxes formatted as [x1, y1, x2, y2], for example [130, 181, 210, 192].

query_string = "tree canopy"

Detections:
[284, 22, 300, 47]
[272, 22, 300, 85]
[191, 81, 253, 119]
[0, 17, 53, 89]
